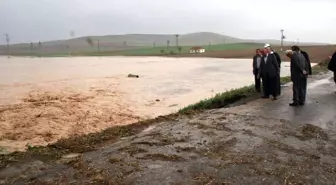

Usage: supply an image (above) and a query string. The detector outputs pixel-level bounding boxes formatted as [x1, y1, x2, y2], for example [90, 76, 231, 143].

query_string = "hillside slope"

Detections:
[0, 32, 328, 55]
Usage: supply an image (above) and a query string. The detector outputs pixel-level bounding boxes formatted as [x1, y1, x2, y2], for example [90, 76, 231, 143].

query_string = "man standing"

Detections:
[328, 50, 336, 92]
[300, 49, 312, 75]
[298, 47, 312, 100]
[259, 45, 280, 100]
[289, 46, 308, 106]
[253, 49, 262, 92]
[265, 44, 282, 96]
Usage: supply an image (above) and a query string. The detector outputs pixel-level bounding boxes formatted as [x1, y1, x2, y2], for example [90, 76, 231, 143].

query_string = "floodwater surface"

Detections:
[0, 56, 292, 151]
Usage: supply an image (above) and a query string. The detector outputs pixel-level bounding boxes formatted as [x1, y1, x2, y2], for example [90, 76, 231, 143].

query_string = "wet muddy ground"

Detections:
[0, 74, 335, 184]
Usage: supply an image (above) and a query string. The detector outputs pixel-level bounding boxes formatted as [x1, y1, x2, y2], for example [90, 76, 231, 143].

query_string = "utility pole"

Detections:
[166, 40, 170, 49]
[297, 38, 300, 45]
[153, 42, 156, 48]
[97, 39, 100, 53]
[175, 34, 179, 47]
[4, 34, 10, 55]
[70, 30, 75, 38]
[69, 31, 75, 54]
[30, 42, 33, 53]
[280, 29, 285, 52]
[38, 41, 42, 57]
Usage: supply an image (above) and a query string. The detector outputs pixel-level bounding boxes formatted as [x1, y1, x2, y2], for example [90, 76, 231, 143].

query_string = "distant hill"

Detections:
[0, 32, 329, 55]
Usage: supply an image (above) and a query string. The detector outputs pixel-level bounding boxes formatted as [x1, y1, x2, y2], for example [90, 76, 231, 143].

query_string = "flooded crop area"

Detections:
[0, 56, 292, 152]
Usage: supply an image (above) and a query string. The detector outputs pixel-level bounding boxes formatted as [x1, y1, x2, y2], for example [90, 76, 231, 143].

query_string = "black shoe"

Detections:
[289, 102, 299, 106]
[299, 102, 305, 106]
[261, 96, 269, 99]
[273, 97, 277, 100]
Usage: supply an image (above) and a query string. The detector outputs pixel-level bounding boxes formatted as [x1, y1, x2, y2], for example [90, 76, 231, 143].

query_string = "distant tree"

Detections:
[153, 42, 156, 48]
[160, 49, 165, 55]
[178, 46, 182, 54]
[208, 42, 211, 49]
[123, 41, 127, 47]
[86, 37, 94, 47]
[30, 42, 33, 51]
[166, 40, 170, 49]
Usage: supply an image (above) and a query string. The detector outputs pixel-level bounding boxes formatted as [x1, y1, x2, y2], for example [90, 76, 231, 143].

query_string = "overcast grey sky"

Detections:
[1, 0, 335, 44]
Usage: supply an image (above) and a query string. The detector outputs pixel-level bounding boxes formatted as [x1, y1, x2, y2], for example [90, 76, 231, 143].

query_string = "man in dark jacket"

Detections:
[298, 48, 312, 100]
[289, 46, 309, 106]
[300, 50, 312, 75]
[266, 44, 281, 96]
[259, 46, 280, 100]
[253, 49, 262, 92]
[328, 50, 336, 92]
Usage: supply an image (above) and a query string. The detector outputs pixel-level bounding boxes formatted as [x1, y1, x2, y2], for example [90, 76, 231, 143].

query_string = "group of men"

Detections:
[252, 44, 312, 106]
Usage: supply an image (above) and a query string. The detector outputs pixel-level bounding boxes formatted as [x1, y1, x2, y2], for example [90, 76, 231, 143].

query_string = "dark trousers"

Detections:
[254, 69, 261, 92]
[262, 74, 277, 97]
[276, 74, 281, 95]
[292, 77, 306, 103]
[302, 77, 307, 102]
[334, 72, 336, 83]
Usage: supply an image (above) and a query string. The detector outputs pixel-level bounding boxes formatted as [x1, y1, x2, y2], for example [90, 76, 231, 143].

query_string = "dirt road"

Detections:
[1, 74, 335, 185]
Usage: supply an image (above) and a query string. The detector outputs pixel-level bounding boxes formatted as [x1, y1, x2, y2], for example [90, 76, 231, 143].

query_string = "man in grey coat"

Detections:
[289, 46, 309, 106]
[252, 49, 262, 92]
[259, 45, 280, 100]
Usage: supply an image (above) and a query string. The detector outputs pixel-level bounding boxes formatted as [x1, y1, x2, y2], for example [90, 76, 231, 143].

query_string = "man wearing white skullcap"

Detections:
[259, 44, 280, 100]
[263, 44, 282, 96]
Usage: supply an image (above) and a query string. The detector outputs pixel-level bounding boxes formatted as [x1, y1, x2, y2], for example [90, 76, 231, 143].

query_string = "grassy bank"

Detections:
[312, 58, 331, 75]
[179, 76, 291, 113]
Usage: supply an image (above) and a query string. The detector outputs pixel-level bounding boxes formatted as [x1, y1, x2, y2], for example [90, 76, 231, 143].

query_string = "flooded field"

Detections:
[0, 56, 292, 151]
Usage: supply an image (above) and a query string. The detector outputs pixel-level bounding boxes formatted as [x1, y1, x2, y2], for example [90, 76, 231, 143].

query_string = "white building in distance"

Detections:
[189, 46, 205, 54]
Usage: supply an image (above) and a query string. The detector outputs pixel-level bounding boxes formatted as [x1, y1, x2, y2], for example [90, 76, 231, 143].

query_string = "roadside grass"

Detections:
[179, 76, 292, 113]
[312, 58, 330, 75]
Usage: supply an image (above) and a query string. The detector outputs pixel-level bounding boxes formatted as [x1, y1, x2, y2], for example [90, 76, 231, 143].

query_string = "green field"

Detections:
[111, 43, 261, 56]
[5, 42, 262, 57]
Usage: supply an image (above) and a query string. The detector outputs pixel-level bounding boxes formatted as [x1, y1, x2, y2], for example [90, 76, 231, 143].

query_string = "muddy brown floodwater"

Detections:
[0, 56, 295, 152]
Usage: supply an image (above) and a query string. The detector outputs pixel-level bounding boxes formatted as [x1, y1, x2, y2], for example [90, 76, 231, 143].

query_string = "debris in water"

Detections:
[127, 74, 139, 78]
